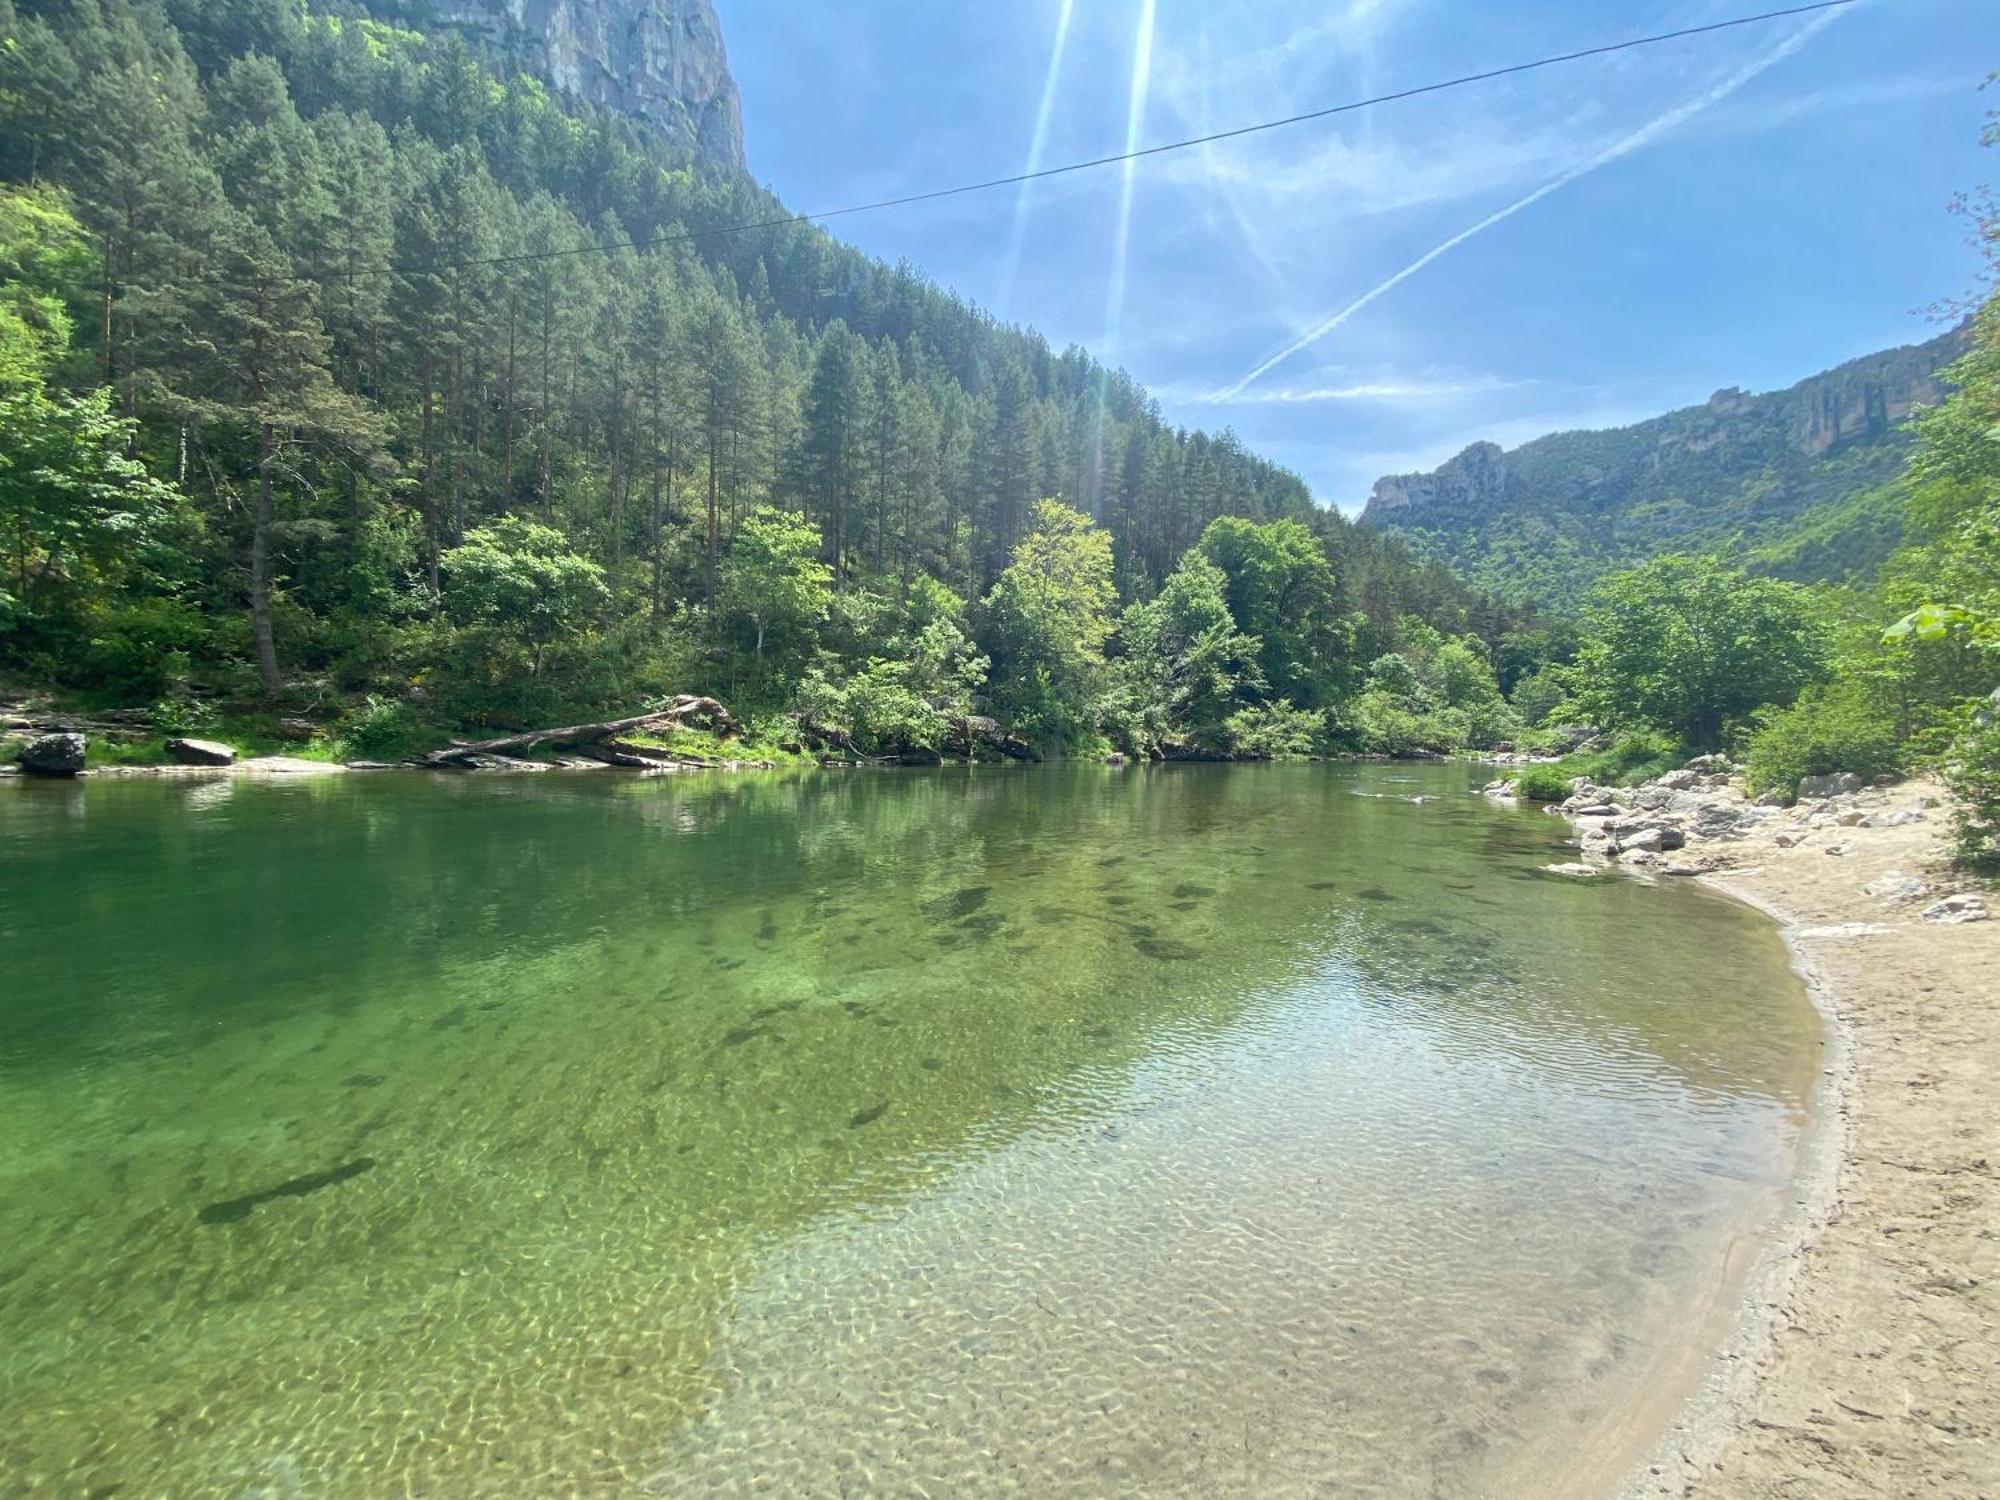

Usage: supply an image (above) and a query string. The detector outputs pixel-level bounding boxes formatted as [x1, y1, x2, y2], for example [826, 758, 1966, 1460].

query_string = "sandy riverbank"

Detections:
[1605, 777, 1999, 1498]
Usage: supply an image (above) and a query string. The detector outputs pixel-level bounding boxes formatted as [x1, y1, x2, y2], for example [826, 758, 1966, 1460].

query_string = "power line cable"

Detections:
[380, 0, 1860, 279]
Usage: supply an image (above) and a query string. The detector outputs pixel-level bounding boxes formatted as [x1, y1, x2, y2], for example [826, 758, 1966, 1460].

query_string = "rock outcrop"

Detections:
[18, 732, 86, 776]
[392, 0, 745, 171]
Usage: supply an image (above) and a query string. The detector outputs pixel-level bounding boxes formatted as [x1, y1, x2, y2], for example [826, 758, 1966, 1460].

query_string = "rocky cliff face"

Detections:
[1357, 324, 1969, 604]
[415, 0, 745, 171]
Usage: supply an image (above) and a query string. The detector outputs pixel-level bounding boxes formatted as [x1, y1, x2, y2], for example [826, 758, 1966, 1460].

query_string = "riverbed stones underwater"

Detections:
[0, 762, 1819, 1497]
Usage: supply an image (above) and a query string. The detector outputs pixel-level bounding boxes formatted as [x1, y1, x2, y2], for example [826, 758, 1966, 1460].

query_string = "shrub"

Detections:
[1942, 691, 2000, 873]
[81, 597, 210, 699]
[1569, 731, 1685, 787]
[1354, 688, 1461, 755]
[338, 696, 427, 760]
[150, 692, 218, 737]
[1512, 764, 1572, 801]
[1742, 679, 1905, 800]
[1224, 701, 1321, 759]
[1461, 697, 1524, 751]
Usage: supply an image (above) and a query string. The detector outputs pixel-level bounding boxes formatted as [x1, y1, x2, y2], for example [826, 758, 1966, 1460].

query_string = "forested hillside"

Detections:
[0, 0, 1533, 760]
[1361, 326, 1966, 608]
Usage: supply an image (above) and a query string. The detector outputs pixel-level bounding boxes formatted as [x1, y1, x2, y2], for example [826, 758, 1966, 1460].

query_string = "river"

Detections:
[0, 762, 1820, 1497]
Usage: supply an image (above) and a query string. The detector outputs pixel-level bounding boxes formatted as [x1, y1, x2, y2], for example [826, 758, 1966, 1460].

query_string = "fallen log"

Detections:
[949, 715, 1039, 762]
[418, 695, 740, 767]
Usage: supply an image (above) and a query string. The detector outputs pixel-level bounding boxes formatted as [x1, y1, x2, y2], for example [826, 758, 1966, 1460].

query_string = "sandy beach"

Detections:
[1613, 778, 1999, 1498]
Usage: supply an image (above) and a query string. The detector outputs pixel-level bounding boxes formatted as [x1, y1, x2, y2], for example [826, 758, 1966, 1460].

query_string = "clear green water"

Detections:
[0, 763, 1817, 1498]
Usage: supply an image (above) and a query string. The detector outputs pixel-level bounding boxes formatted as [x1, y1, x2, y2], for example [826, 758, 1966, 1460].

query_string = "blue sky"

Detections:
[720, 0, 1994, 512]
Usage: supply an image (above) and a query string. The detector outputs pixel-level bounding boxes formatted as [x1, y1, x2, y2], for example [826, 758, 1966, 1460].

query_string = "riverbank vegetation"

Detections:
[0, 0, 1547, 767]
[1, 1, 1992, 850]
[1501, 239, 1998, 868]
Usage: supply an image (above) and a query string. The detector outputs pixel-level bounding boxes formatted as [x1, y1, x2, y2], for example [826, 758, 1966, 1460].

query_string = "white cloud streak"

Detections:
[1212, 6, 1848, 402]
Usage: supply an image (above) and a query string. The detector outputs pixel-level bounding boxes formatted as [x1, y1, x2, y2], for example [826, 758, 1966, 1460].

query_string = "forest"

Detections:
[0, 0, 1539, 765]
[1, 0, 1994, 871]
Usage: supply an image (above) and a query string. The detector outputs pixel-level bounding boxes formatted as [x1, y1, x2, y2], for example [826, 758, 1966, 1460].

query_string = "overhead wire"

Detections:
[372, 0, 1863, 281]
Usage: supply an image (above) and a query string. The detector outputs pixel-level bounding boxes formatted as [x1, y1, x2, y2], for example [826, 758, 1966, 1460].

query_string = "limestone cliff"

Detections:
[405, 0, 745, 171]
[1358, 324, 1968, 604]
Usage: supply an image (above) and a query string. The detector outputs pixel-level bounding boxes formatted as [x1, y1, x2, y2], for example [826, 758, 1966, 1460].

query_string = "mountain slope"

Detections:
[1359, 326, 1967, 609]
[0, 0, 1533, 737]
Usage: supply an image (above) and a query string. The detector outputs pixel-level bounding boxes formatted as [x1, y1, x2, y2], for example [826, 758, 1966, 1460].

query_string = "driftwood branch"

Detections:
[949, 715, 1039, 762]
[419, 695, 739, 767]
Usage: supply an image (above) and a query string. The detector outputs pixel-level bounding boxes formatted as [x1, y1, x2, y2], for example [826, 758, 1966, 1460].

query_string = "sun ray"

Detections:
[995, 0, 1077, 324]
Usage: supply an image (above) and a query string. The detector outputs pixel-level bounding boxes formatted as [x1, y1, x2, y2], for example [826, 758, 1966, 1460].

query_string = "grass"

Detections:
[1512, 764, 1573, 802]
[1508, 732, 1689, 801]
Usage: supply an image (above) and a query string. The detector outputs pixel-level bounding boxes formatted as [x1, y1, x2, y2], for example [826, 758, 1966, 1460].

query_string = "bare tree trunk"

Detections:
[651, 431, 673, 623]
[705, 421, 720, 611]
[502, 294, 517, 509]
[251, 422, 283, 697]
[420, 359, 440, 597]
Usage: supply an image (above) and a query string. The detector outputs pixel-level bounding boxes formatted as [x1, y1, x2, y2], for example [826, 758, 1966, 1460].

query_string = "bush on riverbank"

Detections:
[1513, 764, 1573, 801]
[1943, 696, 2000, 873]
[1507, 732, 1686, 801]
[1741, 680, 1907, 800]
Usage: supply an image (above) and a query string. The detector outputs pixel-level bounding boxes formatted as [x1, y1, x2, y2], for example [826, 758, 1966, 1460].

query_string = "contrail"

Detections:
[1211, 7, 1846, 402]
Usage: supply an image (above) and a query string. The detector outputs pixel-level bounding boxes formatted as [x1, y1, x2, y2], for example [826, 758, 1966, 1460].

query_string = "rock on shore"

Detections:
[18, 732, 86, 776]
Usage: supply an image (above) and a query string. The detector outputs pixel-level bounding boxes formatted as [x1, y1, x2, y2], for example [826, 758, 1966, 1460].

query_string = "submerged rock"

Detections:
[1541, 862, 1599, 878]
[18, 731, 85, 776]
[922, 886, 990, 921]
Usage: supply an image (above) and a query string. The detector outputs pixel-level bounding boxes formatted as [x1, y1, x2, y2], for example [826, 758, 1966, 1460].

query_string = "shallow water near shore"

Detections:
[0, 762, 1818, 1498]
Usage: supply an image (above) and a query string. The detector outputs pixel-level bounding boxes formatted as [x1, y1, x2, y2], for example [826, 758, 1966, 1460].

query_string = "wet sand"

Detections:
[1618, 779, 2000, 1498]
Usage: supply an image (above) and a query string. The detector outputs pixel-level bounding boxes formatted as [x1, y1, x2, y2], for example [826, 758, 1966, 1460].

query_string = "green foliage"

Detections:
[1193, 517, 1349, 703]
[149, 692, 218, 738]
[1512, 764, 1573, 802]
[0, 183, 91, 389]
[76, 596, 213, 699]
[1508, 664, 1569, 727]
[1114, 552, 1263, 753]
[1573, 556, 1827, 749]
[337, 695, 427, 760]
[714, 506, 832, 709]
[1431, 636, 1500, 708]
[1223, 701, 1321, 759]
[0, 0, 1545, 755]
[1565, 732, 1687, 787]
[1365, 651, 1425, 699]
[1741, 679, 1907, 799]
[442, 518, 608, 680]
[979, 500, 1117, 749]
[1942, 693, 2000, 873]
[1352, 689, 1455, 756]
